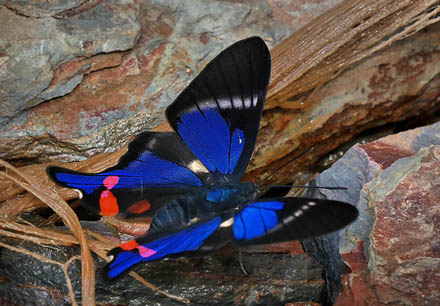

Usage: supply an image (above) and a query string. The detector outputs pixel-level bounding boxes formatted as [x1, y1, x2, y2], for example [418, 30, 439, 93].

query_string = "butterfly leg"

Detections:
[238, 251, 248, 276]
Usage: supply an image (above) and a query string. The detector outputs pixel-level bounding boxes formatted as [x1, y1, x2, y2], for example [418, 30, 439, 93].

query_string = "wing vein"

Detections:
[245, 41, 256, 107]
[257, 209, 269, 235]
[229, 51, 245, 110]
[176, 118, 217, 171]
[189, 89, 231, 164]
[215, 59, 235, 110]
[214, 58, 236, 173]
[202, 77, 232, 129]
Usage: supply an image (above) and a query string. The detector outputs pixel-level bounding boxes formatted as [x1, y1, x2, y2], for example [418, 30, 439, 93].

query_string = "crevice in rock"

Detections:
[3, 4, 38, 19]
[52, 0, 105, 20]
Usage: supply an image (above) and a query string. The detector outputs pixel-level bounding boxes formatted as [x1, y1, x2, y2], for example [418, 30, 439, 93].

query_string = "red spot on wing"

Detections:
[103, 175, 119, 190]
[138, 245, 157, 258]
[99, 190, 119, 216]
[120, 240, 140, 251]
[128, 200, 151, 214]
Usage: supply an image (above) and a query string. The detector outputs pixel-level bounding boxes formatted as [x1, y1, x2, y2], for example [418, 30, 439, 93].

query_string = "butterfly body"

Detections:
[47, 37, 358, 280]
[150, 181, 260, 231]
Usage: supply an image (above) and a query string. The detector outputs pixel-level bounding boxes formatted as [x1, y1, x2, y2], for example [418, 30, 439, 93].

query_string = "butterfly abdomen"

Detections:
[149, 193, 209, 231]
[149, 182, 260, 232]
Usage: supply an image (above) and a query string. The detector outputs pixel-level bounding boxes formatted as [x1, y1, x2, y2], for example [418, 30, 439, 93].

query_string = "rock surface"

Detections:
[0, 0, 297, 163]
[0, 0, 140, 122]
[302, 121, 440, 305]
[1, 1, 440, 305]
[3, 122, 438, 305]
[0, 238, 326, 305]
[366, 146, 440, 305]
[248, 21, 440, 184]
[3, 0, 440, 187]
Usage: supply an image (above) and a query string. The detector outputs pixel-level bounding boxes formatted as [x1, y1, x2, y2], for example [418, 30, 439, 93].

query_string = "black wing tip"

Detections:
[235, 36, 268, 49]
[46, 166, 87, 199]
[165, 36, 270, 116]
[101, 263, 123, 282]
[234, 36, 271, 75]
[301, 197, 359, 228]
[102, 247, 121, 281]
[326, 198, 359, 225]
[46, 165, 72, 187]
[101, 247, 135, 281]
[226, 36, 271, 66]
[101, 263, 116, 282]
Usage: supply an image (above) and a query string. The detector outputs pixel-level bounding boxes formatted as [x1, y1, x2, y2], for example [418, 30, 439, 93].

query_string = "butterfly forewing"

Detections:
[46, 132, 213, 218]
[166, 37, 271, 180]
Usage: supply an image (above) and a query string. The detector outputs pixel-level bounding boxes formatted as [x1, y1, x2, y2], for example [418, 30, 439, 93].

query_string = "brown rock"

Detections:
[367, 146, 440, 304]
[329, 122, 440, 305]
[0, 237, 327, 305]
[0, 0, 140, 122]
[0, 0, 292, 163]
[4, 0, 439, 173]
[248, 21, 440, 184]
[1, 1, 440, 304]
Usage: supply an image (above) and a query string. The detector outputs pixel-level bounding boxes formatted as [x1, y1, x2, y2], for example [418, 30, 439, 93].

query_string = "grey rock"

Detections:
[0, 0, 292, 163]
[0, 238, 326, 305]
[413, 121, 440, 151]
[3, 0, 85, 18]
[304, 121, 440, 305]
[0, 0, 140, 125]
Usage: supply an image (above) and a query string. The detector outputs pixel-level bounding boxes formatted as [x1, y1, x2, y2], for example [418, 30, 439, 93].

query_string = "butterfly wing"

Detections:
[47, 132, 213, 217]
[105, 197, 358, 278]
[105, 216, 223, 279]
[166, 37, 271, 180]
[230, 198, 359, 246]
[47, 37, 270, 217]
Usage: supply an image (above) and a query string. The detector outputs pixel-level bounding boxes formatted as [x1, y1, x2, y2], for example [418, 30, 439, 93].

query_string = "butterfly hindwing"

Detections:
[106, 216, 223, 279]
[105, 197, 358, 278]
[166, 37, 271, 179]
[47, 132, 213, 217]
[231, 198, 359, 246]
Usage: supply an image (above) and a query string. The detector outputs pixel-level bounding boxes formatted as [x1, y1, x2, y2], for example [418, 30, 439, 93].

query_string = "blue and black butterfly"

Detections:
[47, 37, 358, 279]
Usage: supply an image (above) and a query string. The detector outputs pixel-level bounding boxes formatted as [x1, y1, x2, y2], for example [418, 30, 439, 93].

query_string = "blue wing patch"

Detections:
[107, 216, 222, 278]
[229, 128, 245, 173]
[177, 108, 244, 175]
[50, 152, 203, 196]
[52, 171, 98, 195]
[233, 201, 285, 240]
[107, 152, 203, 188]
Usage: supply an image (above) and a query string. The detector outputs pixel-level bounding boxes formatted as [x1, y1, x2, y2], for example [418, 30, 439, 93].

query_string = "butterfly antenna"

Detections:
[259, 147, 347, 191]
[261, 184, 347, 191]
[259, 147, 313, 185]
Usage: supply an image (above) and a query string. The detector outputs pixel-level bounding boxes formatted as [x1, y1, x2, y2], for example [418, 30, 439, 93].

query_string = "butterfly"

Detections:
[47, 37, 358, 279]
